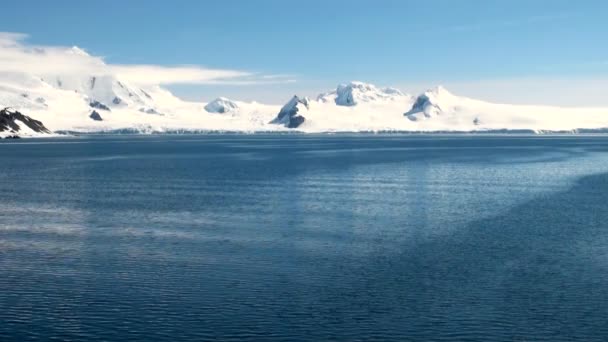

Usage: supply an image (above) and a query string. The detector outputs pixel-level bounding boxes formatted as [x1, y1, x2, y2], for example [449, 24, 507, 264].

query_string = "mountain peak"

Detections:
[204, 97, 239, 114]
[270, 95, 309, 128]
[404, 86, 457, 121]
[336, 82, 379, 106]
[318, 81, 406, 106]
[67, 46, 90, 57]
[339, 81, 375, 89]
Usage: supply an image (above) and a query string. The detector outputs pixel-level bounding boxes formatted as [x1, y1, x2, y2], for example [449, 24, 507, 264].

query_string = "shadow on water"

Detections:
[322, 172, 608, 341]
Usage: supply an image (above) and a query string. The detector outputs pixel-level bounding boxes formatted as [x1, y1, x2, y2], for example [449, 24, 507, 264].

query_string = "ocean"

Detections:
[2, 135, 608, 341]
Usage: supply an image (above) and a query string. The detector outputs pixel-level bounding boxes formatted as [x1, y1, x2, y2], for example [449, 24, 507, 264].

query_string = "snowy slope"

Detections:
[271, 84, 608, 132]
[0, 45, 281, 134]
[404, 86, 608, 132]
[44, 47, 162, 112]
[1, 49, 608, 135]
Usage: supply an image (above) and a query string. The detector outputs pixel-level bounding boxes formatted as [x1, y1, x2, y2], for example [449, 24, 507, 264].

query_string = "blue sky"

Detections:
[2, 0, 608, 105]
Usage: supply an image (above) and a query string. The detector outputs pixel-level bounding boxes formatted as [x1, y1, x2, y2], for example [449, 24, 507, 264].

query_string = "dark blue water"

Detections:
[2, 135, 608, 341]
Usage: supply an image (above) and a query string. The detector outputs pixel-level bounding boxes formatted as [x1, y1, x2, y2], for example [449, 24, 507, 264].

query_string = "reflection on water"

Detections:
[2, 135, 608, 341]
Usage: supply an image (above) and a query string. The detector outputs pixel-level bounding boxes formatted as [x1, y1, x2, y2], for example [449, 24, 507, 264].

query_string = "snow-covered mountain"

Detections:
[1, 50, 608, 136]
[56, 48, 165, 112]
[404, 86, 608, 132]
[270, 96, 309, 128]
[263, 81, 416, 132]
[204, 97, 239, 114]
[318, 81, 407, 106]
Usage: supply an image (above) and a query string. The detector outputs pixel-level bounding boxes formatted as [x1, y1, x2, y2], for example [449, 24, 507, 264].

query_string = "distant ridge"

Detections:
[1, 45, 608, 135]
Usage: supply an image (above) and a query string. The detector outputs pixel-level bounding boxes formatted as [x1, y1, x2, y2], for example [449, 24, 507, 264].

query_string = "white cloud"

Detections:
[110, 64, 254, 85]
[111, 66, 296, 86]
[0, 32, 293, 86]
[260, 74, 297, 80]
[0, 34, 108, 76]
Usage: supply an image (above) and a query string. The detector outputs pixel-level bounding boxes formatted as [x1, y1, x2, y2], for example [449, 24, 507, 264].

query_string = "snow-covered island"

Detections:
[2, 46, 608, 138]
[0, 108, 51, 138]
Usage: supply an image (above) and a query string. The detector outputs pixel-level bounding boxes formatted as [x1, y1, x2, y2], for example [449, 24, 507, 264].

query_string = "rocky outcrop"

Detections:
[89, 100, 110, 111]
[139, 107, 162, 115]
[0, 108, 51, 135]
[405, 95, 439, 121]
[270, 96, 308, 128]
[89, 110, 103, 121]
[404, 86, 450, 121]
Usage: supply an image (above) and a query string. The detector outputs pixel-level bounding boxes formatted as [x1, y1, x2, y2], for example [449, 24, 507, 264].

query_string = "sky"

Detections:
[1, 0, 608, 106]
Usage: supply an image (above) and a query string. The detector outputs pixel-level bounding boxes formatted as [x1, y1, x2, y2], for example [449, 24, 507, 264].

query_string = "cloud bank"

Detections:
[0, 32, 292, 86]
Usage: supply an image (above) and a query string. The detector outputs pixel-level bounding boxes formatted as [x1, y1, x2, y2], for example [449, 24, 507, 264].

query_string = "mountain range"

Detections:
[1, 46, 608, 138]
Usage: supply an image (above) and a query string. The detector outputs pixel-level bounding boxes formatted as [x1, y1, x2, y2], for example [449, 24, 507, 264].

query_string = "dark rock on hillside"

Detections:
[270, 95, 308, 128]
[89, 100, 111, 111]
[0, 108, 51, 134]
[286, 115, 305, 128]
[141, 89, 153, 99]
[89, 110, 103, 121]
[404, 94, 438, 121]
[139, 107, 162, 115]
[404, 87, 450, 121]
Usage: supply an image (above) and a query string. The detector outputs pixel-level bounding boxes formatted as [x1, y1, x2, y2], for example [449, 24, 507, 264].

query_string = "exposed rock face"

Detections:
[405, 95, 437, 121]
[404, 86, 449, 121]
[89, 110, 103, 121]
[270, 96, 308, 128]
[0, 108, 51, 134]
[204, 97, 239, 114]
[89, 100, 111, 111]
